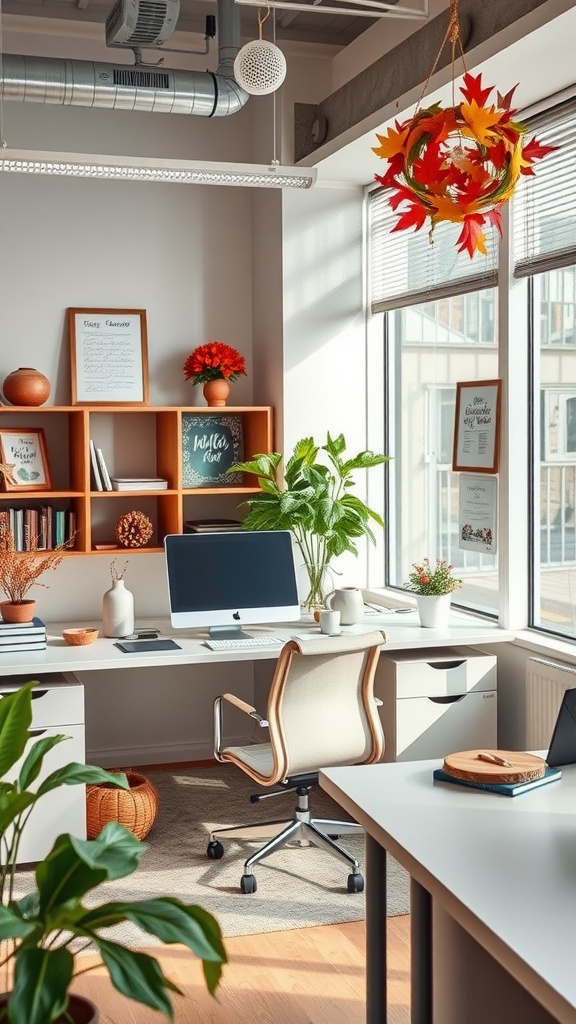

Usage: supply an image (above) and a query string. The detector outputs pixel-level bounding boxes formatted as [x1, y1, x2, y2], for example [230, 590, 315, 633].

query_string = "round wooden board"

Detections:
[443, 750, 546, 785]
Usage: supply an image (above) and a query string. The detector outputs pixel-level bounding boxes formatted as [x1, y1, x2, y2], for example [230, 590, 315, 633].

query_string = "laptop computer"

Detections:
[547, 688, 576, 766]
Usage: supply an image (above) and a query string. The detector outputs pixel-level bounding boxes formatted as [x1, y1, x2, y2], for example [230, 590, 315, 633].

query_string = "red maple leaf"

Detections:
[460, 72, 493, 107]
[496, 85, 518, 112]
[455, 214, 488, 258]
[522, 136, 559, 165]
[392, 202, 428, 233]
[486, 207, 504, 236]
[389, 184, 423, 210]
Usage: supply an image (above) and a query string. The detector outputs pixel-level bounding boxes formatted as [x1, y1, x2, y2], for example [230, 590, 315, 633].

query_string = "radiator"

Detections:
[525, 657, 576, 749]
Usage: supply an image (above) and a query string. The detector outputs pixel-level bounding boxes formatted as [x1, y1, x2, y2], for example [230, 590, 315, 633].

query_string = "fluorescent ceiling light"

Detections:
[0, 150, 317, 189]
[235, 0, 427, 18]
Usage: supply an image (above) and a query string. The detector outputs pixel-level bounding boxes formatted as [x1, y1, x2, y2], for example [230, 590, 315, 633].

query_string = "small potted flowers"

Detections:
[183, 341, 247, 407]
[404, 557, 462, 628]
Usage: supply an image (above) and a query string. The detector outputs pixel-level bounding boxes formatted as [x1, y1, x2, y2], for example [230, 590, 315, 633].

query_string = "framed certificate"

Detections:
[68, 308, 149, 405]
[452, 379, 502, 474]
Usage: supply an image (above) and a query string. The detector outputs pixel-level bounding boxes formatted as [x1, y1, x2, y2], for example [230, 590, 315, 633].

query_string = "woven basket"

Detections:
[86, 770, 159, 840]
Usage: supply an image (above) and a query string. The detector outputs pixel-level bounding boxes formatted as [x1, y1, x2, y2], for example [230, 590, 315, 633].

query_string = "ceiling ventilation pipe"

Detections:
[0, 0, 249, 117]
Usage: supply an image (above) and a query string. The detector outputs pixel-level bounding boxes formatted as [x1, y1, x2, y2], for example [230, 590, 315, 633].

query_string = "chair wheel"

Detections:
[240, 873, 257, 894]
[347, 872, 364, 893]
[207, 840, 224, 860]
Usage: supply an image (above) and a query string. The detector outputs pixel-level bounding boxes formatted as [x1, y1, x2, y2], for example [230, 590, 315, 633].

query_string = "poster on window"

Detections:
[458, 474, 497, 554]
[452, 379, 501, 473]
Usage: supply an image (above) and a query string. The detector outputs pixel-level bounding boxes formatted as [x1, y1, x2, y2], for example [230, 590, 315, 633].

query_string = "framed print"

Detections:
[0, 429, 51, 491]
[458, 474, 497, 554]
[182, 414, 244, 488]
[68, 307, 149, 405]
[452, 379, 502, 473]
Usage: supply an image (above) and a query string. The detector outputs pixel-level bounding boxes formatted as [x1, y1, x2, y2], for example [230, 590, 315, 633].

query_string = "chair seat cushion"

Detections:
[223, 742, 274, 777]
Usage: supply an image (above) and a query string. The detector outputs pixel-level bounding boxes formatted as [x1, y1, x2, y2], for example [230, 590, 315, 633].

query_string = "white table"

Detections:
[0, 610, 513, 675]
[320, 759, 576, 1024]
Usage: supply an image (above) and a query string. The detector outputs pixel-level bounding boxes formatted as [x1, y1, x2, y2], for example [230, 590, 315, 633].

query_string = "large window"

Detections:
[369, 97, 576, 635]
[383, 294, 499, 614]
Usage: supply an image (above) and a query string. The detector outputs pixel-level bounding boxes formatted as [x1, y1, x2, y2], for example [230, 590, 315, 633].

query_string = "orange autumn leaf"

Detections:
[372, 122, 411, 160]
[456, 215, 488, 258]
[460, 100, 504, 146]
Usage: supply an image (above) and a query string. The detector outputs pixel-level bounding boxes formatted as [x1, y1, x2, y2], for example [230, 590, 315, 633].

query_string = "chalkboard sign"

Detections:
[182, 414, 244, 488]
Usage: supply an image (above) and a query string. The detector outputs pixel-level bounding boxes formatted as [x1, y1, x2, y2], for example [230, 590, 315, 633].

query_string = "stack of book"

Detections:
[0, 617, 47, 653]
[111, 478, 168, 491]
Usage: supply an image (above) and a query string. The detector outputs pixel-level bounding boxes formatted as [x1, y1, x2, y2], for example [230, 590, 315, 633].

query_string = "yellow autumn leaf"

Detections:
[372, 124, 411, 160]
[460, 100, 504, 146]
[428, 195, 466, 223]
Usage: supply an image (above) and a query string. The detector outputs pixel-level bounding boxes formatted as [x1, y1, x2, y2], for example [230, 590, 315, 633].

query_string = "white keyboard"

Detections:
[205, 635, 285, 651]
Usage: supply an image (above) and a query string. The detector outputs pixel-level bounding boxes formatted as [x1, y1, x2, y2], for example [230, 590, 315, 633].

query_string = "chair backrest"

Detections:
[265, 630, 386, 783]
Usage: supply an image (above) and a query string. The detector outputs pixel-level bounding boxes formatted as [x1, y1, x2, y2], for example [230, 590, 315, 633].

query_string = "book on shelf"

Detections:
[0, 640, 47, 653]
[89, 440, 103, 491]
[433, 765, 562, 797]
[110, 478, 168, 491]
[0, 617, 46, 637]
[185, 519, 243, 533]
[95, 448, 113, 491]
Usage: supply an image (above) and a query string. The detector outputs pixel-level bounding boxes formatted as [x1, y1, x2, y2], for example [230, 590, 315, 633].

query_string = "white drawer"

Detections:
[0, 673, 84, 727]
[10, 723, 86, 863]
[392, 691, 497, 762]
[377, 647, 497, 699]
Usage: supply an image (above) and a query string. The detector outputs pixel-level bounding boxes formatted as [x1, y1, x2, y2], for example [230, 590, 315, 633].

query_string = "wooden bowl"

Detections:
[63, 627, 99, 646]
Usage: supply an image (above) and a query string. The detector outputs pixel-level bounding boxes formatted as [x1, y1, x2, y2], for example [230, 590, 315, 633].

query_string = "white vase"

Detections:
[415, 593, 451, 628]
[102, 578, 134, 638]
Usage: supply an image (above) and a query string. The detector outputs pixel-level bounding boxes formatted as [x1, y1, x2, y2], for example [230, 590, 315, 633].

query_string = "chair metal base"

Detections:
[210, 789, 363, 876]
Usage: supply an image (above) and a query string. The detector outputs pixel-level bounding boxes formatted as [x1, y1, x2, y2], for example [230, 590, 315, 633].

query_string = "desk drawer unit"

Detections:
[0, 672, 86, 863]
[376, 647, 497, 762]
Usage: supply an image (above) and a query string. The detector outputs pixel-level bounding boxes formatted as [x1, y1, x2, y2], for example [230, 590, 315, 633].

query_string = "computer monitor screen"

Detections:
[164, 530, 300, 637]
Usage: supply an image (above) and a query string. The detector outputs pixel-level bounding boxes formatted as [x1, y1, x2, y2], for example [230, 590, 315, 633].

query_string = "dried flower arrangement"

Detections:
[0, 522, 70, 604]
[109, 557, 129, 581]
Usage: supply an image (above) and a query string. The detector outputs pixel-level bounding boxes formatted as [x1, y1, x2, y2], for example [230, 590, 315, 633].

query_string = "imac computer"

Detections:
[164, 530, 301, 638]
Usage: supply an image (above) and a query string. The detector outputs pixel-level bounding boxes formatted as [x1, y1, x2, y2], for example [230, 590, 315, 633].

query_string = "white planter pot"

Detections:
[415, 593, 452, 628]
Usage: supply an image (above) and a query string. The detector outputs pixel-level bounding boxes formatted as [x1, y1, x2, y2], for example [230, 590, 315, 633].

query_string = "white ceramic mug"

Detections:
[319, 608, 341, 635]
[325, 587, 364, 625]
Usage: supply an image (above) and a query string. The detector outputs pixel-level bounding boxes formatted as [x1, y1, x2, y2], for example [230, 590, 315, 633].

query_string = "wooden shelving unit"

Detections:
[0, 405, 273, 554]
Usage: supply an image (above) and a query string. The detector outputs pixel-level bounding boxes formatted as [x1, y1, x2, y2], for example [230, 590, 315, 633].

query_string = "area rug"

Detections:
[15, 764, 410, 941]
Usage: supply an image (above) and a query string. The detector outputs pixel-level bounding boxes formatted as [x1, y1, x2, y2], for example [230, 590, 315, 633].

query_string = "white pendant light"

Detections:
[233, 5, 286, 96]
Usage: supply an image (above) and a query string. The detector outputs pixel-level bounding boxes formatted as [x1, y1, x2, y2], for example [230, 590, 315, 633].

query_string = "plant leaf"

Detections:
[36, 764, 129, 798]
[97, 939, 181, 1018]
[10, 947, 73, 1024]
[0, 679, 34, 778]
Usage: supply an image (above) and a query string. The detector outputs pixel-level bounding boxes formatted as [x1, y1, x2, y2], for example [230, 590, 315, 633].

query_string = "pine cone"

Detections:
[115, 511, 153, 548]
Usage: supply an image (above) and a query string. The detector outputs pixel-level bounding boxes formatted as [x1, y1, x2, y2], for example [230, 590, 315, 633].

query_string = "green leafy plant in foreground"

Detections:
[231, 433, 389, 611]
[0, 680, 226, 1024]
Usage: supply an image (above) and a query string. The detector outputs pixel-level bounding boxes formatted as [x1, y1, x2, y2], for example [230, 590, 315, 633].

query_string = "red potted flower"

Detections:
[183, 341, 247, 407]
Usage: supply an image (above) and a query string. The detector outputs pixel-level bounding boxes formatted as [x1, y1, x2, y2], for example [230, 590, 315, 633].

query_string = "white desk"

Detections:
[320, 759, 576, 1024]
[0, 610, 513, 675]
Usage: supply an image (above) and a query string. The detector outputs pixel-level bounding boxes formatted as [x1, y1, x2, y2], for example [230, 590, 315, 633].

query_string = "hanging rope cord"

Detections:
[416, 0, 468, 114]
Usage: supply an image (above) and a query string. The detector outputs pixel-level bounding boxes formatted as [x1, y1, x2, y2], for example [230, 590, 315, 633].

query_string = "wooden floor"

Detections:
[71, 917, 411, 1023]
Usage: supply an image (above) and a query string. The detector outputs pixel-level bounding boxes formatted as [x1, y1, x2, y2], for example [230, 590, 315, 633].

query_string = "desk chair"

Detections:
[207, 630, 386, 894]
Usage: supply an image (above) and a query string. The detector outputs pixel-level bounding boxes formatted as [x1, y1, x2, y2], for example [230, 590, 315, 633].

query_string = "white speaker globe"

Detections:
[233, 39, 287, 96]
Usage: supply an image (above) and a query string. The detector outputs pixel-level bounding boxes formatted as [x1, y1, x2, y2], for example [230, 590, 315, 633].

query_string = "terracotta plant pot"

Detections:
[0, 599, 36, 623]
[203, 379, 230, 407]
[2, 367, 51, 406]
[0, 994, 98, 1024]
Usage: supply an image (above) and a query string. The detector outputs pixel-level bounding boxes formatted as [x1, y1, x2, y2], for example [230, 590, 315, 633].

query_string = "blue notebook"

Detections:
[433, 765, 562, 797]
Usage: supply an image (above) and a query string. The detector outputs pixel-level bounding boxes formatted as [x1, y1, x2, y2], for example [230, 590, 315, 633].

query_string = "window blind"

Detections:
[513, 99, 576, 277]
[369, 186, 498, 313]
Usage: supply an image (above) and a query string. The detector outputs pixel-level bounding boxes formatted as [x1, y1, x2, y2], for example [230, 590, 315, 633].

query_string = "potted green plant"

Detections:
[231, 433, 389, 612]
[404, 557, 462, 627]
[0, 680, 226, 1024]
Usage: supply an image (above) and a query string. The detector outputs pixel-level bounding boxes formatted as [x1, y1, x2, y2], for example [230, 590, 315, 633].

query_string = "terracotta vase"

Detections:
[0, 994, 98, 1024]
[2, 367, 51, 406]
[0, 599, 36, 623]
[203, 379, 230, 407]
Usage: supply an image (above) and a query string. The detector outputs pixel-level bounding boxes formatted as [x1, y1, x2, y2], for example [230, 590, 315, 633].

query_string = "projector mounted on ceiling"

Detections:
[105, 0, 181, 48]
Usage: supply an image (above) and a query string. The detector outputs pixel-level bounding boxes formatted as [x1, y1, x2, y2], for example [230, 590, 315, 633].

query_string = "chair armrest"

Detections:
[213, 693, 269, 760]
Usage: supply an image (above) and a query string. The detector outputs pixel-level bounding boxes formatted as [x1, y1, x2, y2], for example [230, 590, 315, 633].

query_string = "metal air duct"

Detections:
[0, 0, 248, 117]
